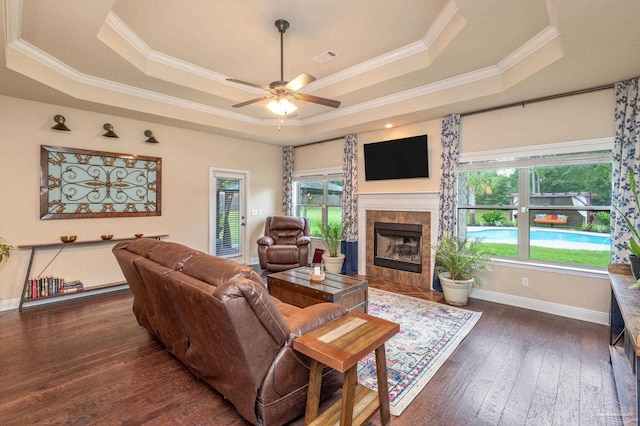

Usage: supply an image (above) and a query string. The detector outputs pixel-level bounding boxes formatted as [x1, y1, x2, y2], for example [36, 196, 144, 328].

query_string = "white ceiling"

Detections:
[2, 0, 640, 146]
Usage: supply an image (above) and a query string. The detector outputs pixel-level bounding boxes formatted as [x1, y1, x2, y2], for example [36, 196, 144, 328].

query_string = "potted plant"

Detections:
[320, 222, 345, 274]
[0, 237, 12, 263]
[431, 235, 492, 306]
[615, 168, 640, 283]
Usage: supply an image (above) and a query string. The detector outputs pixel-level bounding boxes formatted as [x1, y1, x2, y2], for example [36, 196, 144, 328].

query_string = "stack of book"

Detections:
[62, 280, 84, 294]
[26, 277, 62, 299]
[24, 278, 84, 299]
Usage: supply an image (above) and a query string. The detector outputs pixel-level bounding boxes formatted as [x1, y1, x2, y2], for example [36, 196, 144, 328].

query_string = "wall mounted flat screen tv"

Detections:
[364, 135, 428, 181]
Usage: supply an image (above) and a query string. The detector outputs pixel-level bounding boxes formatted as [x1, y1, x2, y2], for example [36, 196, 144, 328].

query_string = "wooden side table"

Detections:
[293, 311, 399, 426]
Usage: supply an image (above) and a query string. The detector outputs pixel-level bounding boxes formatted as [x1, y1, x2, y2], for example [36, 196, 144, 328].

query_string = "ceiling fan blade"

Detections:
[296, 93, 341, 108]
[231, 96, 272, 108]
[285, 73, 316, 92]
[226, 78, 269, 91]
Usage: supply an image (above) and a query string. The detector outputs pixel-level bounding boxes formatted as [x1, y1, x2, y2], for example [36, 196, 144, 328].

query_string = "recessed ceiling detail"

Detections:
[3, 0, 635, 146]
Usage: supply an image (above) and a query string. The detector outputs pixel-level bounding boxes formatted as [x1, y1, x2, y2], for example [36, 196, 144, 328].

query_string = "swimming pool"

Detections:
[467, 227, 610, 248]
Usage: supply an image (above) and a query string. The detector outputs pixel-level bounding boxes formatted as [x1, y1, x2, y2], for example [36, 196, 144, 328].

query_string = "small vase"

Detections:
[630, 254, 640, 281]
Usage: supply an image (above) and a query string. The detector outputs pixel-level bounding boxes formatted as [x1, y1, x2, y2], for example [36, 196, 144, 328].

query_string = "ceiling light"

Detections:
[385, 123, 394, 129]
[267, 98, 298, 116]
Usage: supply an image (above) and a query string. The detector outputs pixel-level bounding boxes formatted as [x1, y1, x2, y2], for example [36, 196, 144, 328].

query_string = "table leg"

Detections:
[375, 344, 391, 425]
[305, 359, 324, 425]
[340, 365, 358, 426]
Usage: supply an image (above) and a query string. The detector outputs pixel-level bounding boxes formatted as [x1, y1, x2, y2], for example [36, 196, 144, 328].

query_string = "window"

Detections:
[294, 170, 343, 237]
[457, 150, 612, 269]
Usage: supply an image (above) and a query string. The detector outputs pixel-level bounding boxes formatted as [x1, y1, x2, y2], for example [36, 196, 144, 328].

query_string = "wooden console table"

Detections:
[293, 311, 399, 426]
[18, 235, 168, 311]
[608, 263, 640, 424]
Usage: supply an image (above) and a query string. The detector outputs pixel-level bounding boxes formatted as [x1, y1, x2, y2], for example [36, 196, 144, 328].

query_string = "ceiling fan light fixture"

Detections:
[267, 98, 297, 116]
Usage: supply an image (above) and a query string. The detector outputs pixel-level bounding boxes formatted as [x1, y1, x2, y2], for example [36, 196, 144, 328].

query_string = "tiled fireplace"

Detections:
[365, 209, 431, 287]
[358, 193, 439, 288]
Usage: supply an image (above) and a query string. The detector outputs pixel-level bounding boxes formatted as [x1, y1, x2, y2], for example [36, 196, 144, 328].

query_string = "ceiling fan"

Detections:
[226, 19, 340, 116]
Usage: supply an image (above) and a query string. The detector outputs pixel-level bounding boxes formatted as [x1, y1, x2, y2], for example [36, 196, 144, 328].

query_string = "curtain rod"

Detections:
[293, 83, 616, 147]
[295, 136, 345, 148]
[461, 83, 614, 117]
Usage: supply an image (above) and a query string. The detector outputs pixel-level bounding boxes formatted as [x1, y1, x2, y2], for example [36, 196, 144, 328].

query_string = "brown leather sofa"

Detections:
[113, 238, 347, 426]
[257, 216, 311, 271]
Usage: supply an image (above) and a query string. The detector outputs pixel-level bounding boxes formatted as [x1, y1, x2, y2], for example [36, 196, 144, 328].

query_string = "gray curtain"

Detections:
[433, 113, 461, 290]
[612, 77, 640, 263]
[341, 134, 358, 273]
[282, 146, 294, 216]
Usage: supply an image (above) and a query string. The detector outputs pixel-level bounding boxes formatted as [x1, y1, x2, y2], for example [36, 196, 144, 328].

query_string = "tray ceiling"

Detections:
[2, 0, 640, 145]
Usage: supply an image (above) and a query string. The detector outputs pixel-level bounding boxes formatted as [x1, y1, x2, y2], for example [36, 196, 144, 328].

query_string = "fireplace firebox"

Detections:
[373, 222, 422, 273]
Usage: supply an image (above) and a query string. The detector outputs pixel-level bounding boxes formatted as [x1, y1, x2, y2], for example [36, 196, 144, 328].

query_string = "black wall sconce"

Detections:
[51, 115, 70, 131]
[102, 123, 119, 138]
[144, 130, 159, 143]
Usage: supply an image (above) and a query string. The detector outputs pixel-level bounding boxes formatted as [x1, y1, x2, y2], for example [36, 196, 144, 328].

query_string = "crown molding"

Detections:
[301, 26, 562, 126]
[423, 0, 462, 47]
[305, 0, 465, 92]
[4, 0, 564, 134]
[4, 0, 22, 43]
[497, 25, 561, 72]
[7, 38, 264, 125]
[103, 12, 249, 90]
[101, 2, 465, 96]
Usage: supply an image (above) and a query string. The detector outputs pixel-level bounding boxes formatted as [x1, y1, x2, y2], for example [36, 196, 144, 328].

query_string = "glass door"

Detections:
[210, 169, 246, 263]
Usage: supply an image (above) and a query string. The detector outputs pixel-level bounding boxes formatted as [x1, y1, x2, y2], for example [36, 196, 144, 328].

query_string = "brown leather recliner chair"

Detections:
[257, 216, 311, 271]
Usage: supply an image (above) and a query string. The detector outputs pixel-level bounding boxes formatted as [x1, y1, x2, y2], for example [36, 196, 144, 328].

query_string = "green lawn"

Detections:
[482, 243, 610, 267]
[298, 208, 342, 237]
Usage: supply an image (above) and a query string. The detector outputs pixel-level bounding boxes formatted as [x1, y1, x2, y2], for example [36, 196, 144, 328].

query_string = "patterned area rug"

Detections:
[357, 288, 482, 416]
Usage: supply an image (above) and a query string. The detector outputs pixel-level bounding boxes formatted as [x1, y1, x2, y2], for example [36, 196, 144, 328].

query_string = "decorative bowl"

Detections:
[134, 233, 143, 238]
[60, 235, 77, 243]
[101, 234, 113, 240]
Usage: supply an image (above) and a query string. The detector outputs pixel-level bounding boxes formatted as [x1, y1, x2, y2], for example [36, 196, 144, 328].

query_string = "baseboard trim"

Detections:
[470, 288, 609, 325]
[0, 298, 20, 312]
[0, 284, 130, 312]
[2, 280, 608, 325]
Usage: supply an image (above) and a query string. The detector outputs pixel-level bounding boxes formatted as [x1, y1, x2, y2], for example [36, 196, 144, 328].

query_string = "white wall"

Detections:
[0, 88, 618, 320]
[294, 88, 616, 322]
[0, 95, 282, 307]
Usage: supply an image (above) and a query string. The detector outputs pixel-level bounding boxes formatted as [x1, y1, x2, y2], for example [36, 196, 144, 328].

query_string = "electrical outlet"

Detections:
[522, 277, 529, 287]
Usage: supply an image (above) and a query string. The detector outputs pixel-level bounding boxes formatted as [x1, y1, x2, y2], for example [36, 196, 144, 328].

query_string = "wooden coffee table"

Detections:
[293, 311, 399, 425]
[267, 267, 368, 313]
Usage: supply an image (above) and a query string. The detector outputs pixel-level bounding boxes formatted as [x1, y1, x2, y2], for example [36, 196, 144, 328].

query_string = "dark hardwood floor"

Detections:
[0, 276, 622, 425]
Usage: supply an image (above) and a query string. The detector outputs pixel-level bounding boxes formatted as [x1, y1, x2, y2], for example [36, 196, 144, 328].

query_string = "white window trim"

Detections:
[294, 166, 343, 179]
[459, 137, 614, 164]
[457, 137, 613, 271]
